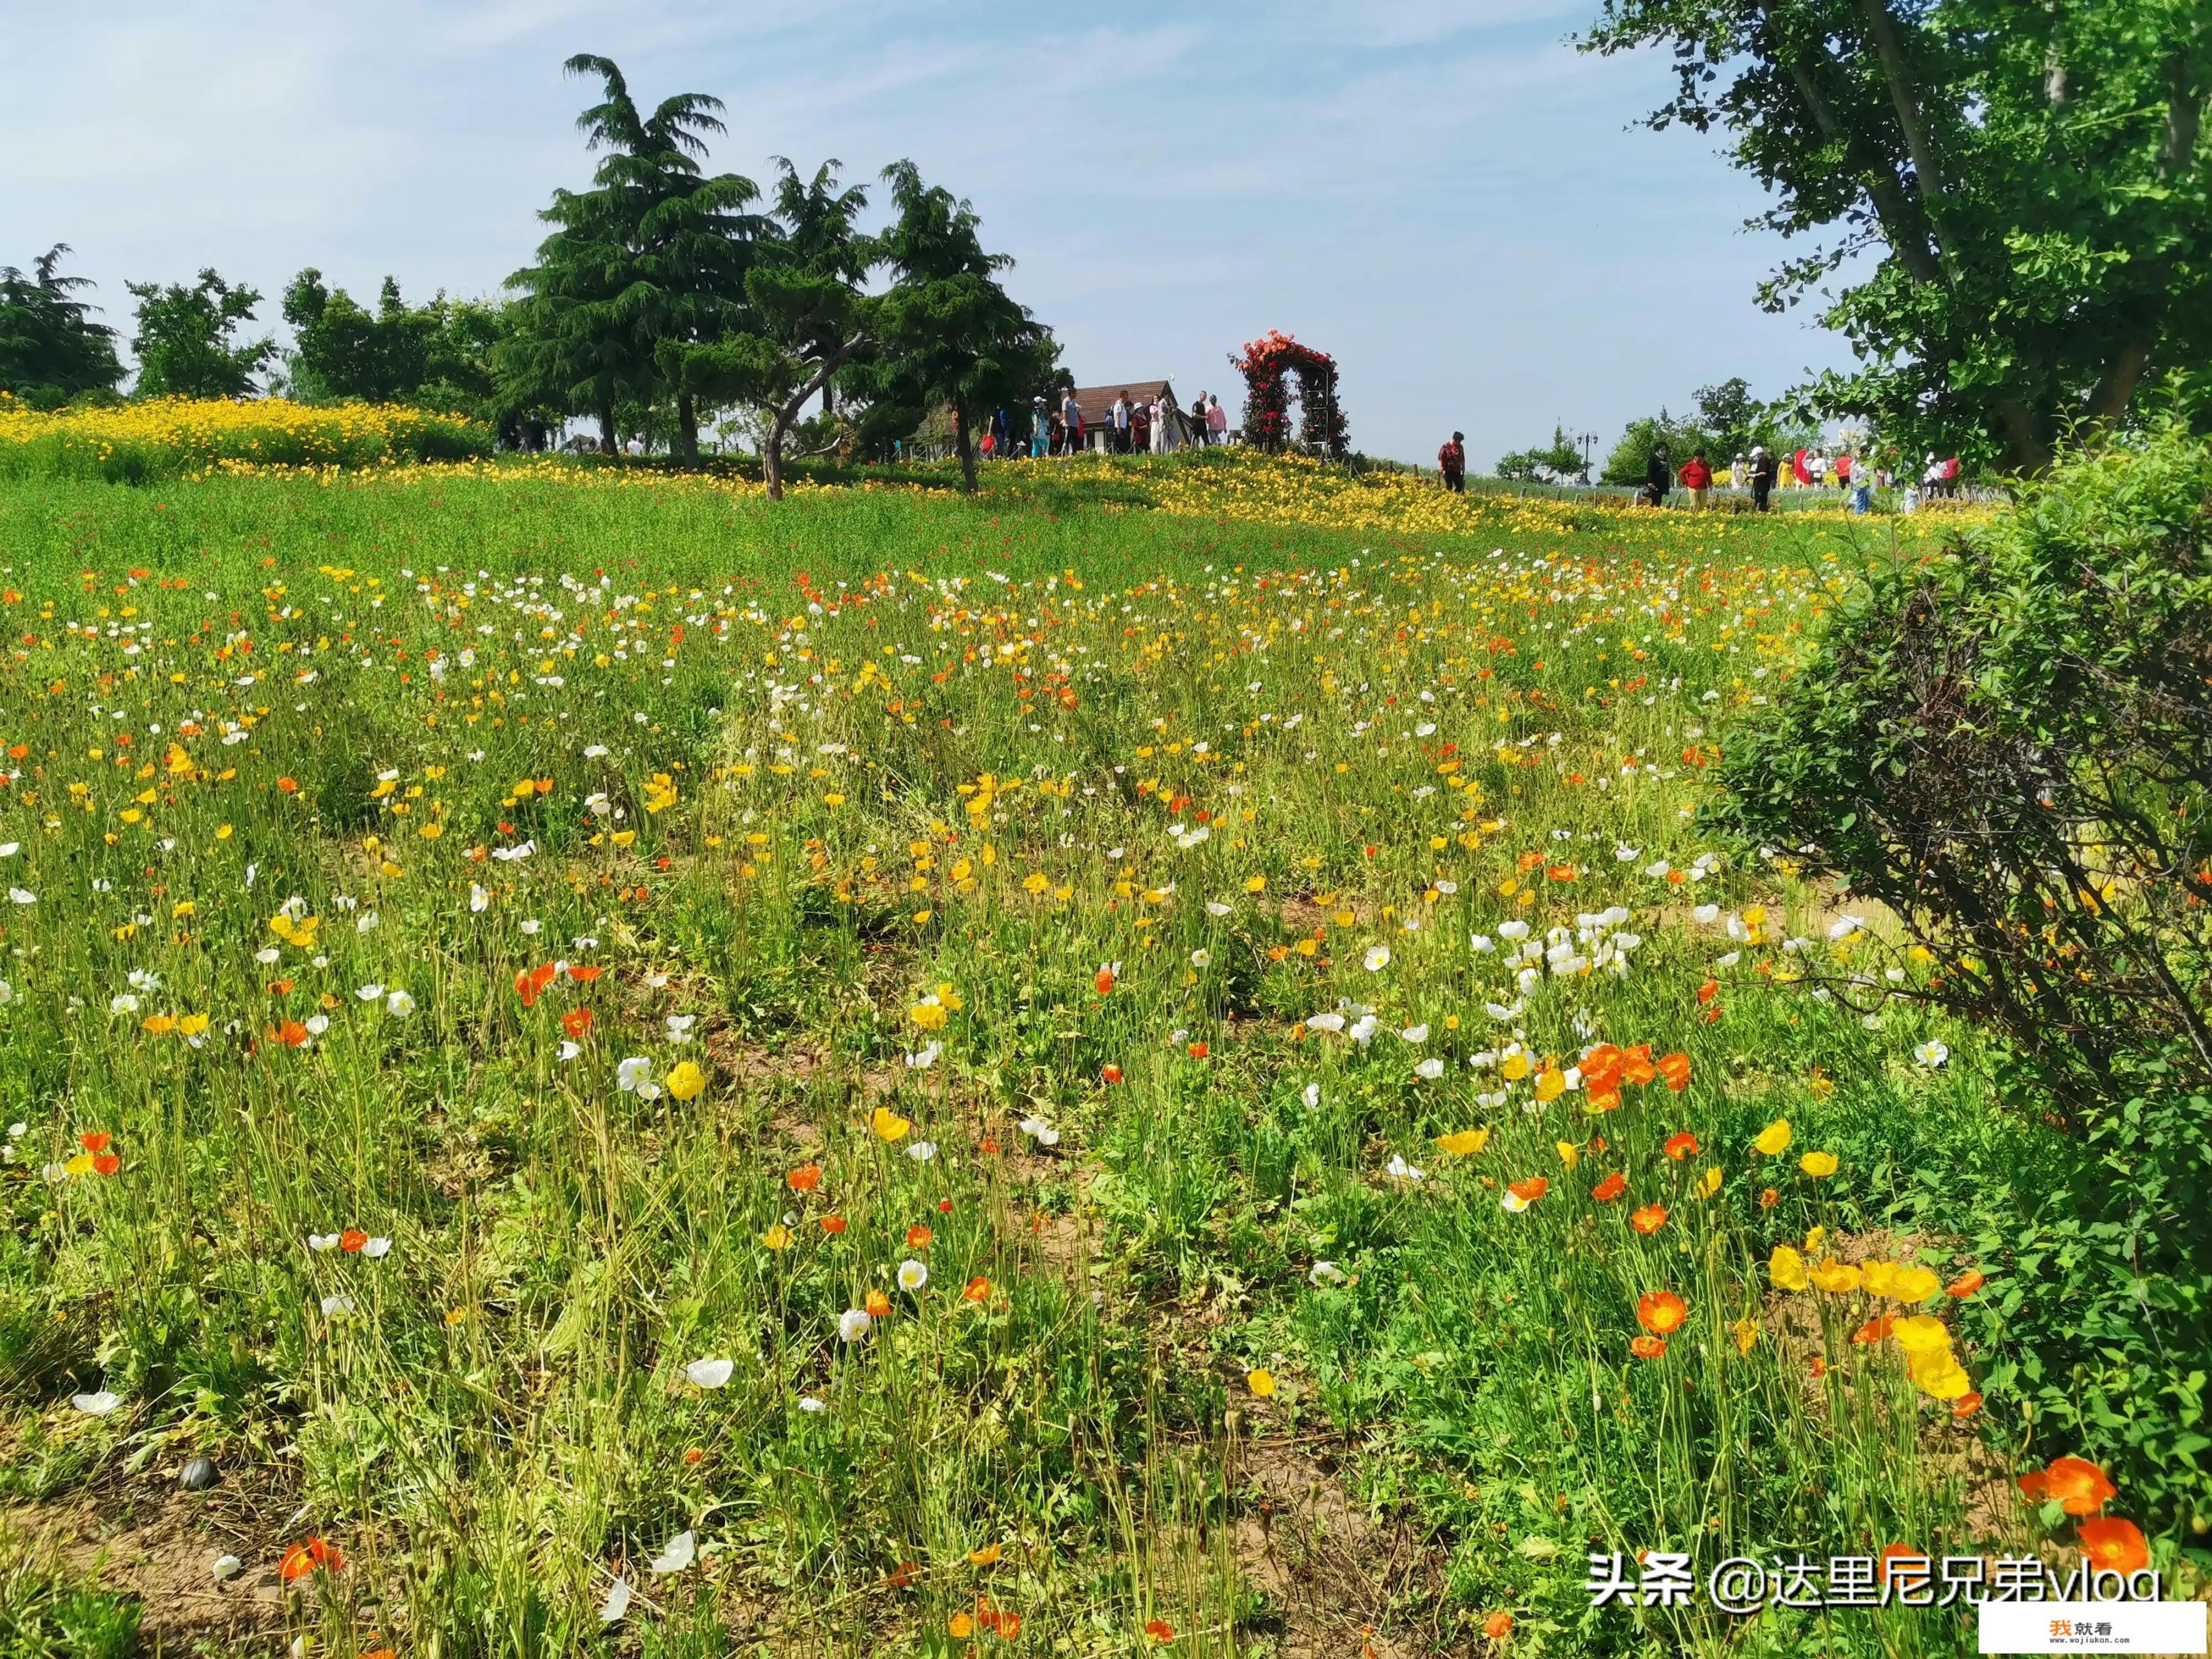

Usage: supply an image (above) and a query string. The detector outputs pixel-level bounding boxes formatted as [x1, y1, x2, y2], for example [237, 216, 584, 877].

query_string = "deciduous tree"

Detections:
[1581, 0, 2211, 471]
[127, 269, 275, 399]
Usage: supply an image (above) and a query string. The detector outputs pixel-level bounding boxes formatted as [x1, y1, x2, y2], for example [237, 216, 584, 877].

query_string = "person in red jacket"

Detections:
[1438, 431, 1465, 493]
[1678, 449, 1712, 509]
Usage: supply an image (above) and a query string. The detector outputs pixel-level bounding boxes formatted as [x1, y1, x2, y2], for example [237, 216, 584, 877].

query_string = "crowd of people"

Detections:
[1440, 429, 1966, 514]
[976, 389, 1233, 459]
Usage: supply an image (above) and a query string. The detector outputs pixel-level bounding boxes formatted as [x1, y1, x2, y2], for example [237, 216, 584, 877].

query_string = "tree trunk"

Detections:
[763, 409, 786, 502]
[953, 399, 978, 493]
[822, 382, 834, 419]
[677, 392, 699, 466]
[1994, 396, 2054, 476]
[598, 407, 617, 455]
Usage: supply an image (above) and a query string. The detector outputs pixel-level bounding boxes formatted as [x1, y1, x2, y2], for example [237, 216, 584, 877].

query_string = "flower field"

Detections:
[0, 460, 2181, 1657]
[0, 396, 491, 485]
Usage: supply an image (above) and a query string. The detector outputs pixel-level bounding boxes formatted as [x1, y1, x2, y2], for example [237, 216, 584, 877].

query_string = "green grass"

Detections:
[0, 466, 2159, 1658]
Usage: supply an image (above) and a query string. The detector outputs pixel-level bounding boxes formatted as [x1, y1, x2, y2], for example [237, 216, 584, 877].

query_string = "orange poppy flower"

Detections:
[1696, 978, 1719, 1005]
[1095, 968, 1116, 995]
[820, 1214, 847, 1234]
[1484, 1610, 1515, 1640]
[276, 776, 299, 794]
[340, 1228, 369, 1253]
[907, 1225, 933, 1250]
[1945, 1270, 1985, 1298]
[280, 1537, 343, 1580]
[1951, 1391, 1983, 1420]
[996, 1612, 1023, 1638]
[2040, 1456, 2117, 1516]
[1877, 1543, 1923, 1585]
[1619, 1045, 1657, 1086]
[1636, 1290, 1688, 1334]
[92, 1153, 120, 1176]
[269, 978, 296, 995]
[567, 964, 603, 982]
[560, 1007, 594, 1038]
[1657, 1051, 1691, 1091]
[1101, 1064, 1123, 1083]
[1585, 1089, 1621, 1113]
[513, 963, 556, 1007]
[963, 1276, 991, 1303]
[1758, 1187, 1779, 1209]
[1591, 1172, 1628, 1202]
[1662, 1131, 1698, 1161]
[979, 1137, 1000, 1155]
[79, 1131, 111, 1153]
[1630, 1203, 1668, 1235]
[1852, 1314, 1894, 1345]
[2074, 1516, 2149, 1573]
[864, 1289, 891, 1317]
[788, 1164, 822, 1193]
[1810, 1357, 1829, 1379]
[1186, 1041, 1209, 1059]
[1505, 1175, 1549, 1209]
[270, 1019, 309, 1048]
[1629, 1335, 1667, 1359]
[1145, 1620, 1175, 1644]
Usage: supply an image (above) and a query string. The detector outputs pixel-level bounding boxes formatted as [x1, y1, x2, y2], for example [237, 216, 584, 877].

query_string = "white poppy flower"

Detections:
[71, 1390, 122, 1416]
[1363, 946, 1392, 972]
[1913, 1039, 1950, 1069]
[361, 1236, 391, 1258]
[355, 983, 385, 1002]
[905, 1041, 941, 1069]
[385, 990, 415, 1017]
[1399, 1024, 1429, 1043]
[905, 1140, 937, 1162]
[1305, 1012, 1345, 1033]
[1301, 1083, 1320, 1108]
[1692, 904, 1720, 925]
[898, 1259, 929, 1291]
[469, 884, 490, 912]
[798, 1394, 826, 1413]
[1205, 901, 1232, 917]
[684, 1357, 735, 1389]
[616, 1057, 654, 1092]
[213, 1554, 244, 1581]
[308, 1233, 340, 1251]
[1189, 949, 1211, 968]
[320, 1295, 355, 1317]
[1414, 1057, 1446, 1080]
[1384, 1153, 1426, 1182]
[598, 1579, 632, 1623]
[1308, 1261, 1346, 1285]
[837, 1308, 873, 1343]
[649, 1531, 696, 1575]
[109, 994, 139, 1014]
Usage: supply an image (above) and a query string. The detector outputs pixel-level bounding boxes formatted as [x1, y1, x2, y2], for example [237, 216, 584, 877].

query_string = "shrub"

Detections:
[0, 393, 491, 482]
[1708, 425, 2212, 1539]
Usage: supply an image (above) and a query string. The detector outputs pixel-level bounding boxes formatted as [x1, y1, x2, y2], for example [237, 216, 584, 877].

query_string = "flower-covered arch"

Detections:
[1229, 329, 1348, 459]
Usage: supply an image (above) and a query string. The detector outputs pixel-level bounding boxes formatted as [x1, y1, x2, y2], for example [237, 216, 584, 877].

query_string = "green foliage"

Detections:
[1708, 425, 2212, 1531]
[125, 267, 276, 398]
[1580, 0, 2212, 473]
[872, 161, 1058, 494]
[0, 246, 122, 407]
[1494, 425, 1586, 482]
[281, 270, 509, 425]
[502, 53, 763, 456]
[0, 1543, 141, 1659]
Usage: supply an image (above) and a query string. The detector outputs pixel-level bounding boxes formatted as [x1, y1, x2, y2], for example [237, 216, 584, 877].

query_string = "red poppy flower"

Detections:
[78, 1131, 111, 1153]
[1145, 1621, 1176, 1644]
[270, 1019, 310, 1048]
[1630, 1203, 1669, 1235]
[1852, 1314, 1894, 1345]
[979, 1137, 1000, 1155]
[1662, 1131, 1698, 1162]
[1094, 968, 1116, 995]
[1591, 1172, 1628, 1202]
[820, 1215, 847, 1235]
[280, 1537, 343, 1580]
[340, 1228, 369, 1253]
[1186, 1041, 1209, 1059]
[92, 1153, 120, 1177]
[788, 1164, 822, 1193]
[1101, 1064, 1123, 1083]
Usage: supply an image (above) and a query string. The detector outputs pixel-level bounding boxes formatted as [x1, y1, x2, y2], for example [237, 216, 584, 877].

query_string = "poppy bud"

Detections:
[1101, 1064, 1123, 1083]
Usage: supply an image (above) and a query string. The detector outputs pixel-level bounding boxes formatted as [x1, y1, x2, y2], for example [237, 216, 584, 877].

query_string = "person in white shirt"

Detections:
[1110, 391, 1131, 454]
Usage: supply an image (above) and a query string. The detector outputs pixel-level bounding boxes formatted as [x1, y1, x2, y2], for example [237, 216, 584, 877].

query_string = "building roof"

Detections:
[1065, 381, 1185, 425]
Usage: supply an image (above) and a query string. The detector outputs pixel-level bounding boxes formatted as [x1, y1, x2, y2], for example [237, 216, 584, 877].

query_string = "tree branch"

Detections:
[1856, 0, 1954, 259]
[1782, 52, 1943, 285]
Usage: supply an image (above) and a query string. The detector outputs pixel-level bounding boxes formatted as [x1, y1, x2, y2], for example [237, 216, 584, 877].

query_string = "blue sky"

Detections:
[3, 0, 1859, 466]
